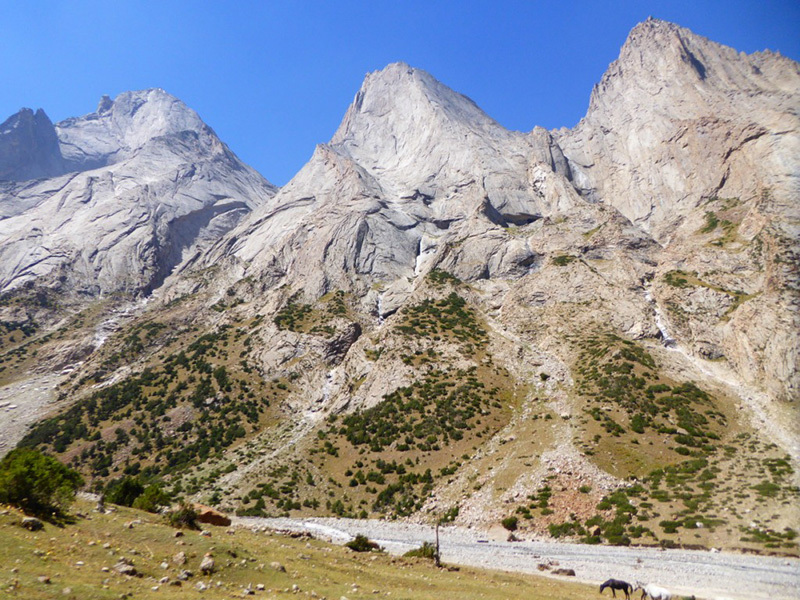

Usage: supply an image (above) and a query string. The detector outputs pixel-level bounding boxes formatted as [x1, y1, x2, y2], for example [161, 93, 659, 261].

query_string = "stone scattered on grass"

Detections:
[200, 553, 215, 575]
[21, 517, 44, 531]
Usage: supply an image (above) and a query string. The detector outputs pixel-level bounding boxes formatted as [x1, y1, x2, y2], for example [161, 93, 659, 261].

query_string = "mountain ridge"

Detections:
[0, 88, 276, 298]
[1, 19, 798, 554]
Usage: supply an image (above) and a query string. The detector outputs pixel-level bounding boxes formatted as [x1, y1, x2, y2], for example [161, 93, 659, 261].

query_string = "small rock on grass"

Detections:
[199, 553, 215, 575]
[21, 517, 44, 531]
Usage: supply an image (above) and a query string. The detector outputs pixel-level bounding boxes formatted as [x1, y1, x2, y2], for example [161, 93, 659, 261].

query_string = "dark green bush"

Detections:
[131, 484, 171, 513]
[0, 448, 83, 517]
[501, 516, 518, 531]
[166, 502, 200, 529]
[105, 476, 145, 507]
[345, 534, 381, 552]
[403, 542, 437, 559]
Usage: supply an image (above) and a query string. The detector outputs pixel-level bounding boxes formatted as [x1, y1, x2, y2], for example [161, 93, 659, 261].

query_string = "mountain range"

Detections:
[1, 18, 797, 552]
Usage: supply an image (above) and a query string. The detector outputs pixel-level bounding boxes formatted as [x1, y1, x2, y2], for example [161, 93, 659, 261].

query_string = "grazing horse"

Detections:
[600, 578, 633, 599]
[634, 581, 672, 600]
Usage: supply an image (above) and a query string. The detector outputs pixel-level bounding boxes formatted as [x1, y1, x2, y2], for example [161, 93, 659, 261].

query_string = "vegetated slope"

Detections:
[0, 499, 597, 600]
[7, 18, 800, 556]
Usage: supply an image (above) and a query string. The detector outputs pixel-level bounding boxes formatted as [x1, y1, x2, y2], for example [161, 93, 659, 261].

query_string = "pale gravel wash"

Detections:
[234, 517, 800, 600]
[0, 372, 64, 458]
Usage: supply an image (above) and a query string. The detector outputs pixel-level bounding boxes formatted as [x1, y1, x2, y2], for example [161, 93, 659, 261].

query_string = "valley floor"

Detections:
[238, 517, 800, 600]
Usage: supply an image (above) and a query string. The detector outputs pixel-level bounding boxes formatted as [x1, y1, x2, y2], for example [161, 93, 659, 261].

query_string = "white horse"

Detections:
[634, 581, 672, 600]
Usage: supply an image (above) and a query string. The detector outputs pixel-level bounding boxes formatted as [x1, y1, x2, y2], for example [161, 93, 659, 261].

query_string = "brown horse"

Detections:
[600, 578, 633, 600]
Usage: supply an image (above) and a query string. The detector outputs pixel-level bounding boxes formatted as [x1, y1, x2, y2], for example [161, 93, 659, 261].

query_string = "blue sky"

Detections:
[2, 1, 798, 185]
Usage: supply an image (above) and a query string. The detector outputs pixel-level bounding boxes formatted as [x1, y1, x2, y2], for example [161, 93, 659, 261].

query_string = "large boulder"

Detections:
[192, 503, 231, 527]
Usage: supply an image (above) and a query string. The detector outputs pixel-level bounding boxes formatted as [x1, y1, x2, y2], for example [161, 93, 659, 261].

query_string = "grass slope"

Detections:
[0, 499, 595, 600]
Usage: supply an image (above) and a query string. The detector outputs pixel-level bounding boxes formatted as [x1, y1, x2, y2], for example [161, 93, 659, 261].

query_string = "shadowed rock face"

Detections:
[0, 89, 276, 296]
[0, 108, 65, 181]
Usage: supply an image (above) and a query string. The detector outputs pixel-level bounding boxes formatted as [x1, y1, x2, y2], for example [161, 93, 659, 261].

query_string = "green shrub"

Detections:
[0, 448, 83, 517]
[105, 476, 145, 507]
[552, 255, 576, 266]
[699, 211, 719, 233]
[428, 269, 462, 286]
[345, 534, 381, 552]
[403, 542, 437, 559]
[501, 516, 518, 531]
[131, 484, 171, 513]
[166, 503, 200, 529]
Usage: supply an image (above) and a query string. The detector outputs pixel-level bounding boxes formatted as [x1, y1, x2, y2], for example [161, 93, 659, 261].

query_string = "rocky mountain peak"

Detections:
[56, 88, 211, 170]
[329, 62, 527, 199]
[557, 17, 799, 239]
[0, 89, 275, 296]
[332, 62, 502, 144]
[0, 107, 65, 181]
[587, 18, 798, 118]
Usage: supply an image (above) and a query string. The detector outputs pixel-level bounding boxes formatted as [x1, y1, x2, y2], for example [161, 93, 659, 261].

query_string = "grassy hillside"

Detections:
[0, 499, 595, 600]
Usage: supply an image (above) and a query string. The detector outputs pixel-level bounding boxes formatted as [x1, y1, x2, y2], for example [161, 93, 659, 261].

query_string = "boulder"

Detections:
[193, 504, 231, 527]
[114, 558, 139, 577]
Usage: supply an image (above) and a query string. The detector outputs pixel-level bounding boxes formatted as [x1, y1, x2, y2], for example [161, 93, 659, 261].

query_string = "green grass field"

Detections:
[0, 499, 596, 600]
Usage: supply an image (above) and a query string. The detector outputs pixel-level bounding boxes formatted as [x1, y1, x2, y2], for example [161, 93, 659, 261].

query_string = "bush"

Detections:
[166, 503, 200, 529]
[0, 448, 83, 517]
[345, 534, 381, 552]
[501, 516, 518, 531]
[105, 476, 145, 507]
[132, 484, 171, 513]
[403, 542, 437, 560]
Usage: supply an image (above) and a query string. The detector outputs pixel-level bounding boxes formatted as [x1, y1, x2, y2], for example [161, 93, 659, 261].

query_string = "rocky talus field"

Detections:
[0, 18, 798, 598]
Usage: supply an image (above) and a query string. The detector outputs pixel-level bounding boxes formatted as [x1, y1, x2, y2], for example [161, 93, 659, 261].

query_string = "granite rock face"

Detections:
[201, 62, 582, 308]
[0, 89, 276, 296]
[556, 19, 800, 401]
[0, 108, 65, 181]
[194, 23, 798, 403]
[557, 18, 800, 241]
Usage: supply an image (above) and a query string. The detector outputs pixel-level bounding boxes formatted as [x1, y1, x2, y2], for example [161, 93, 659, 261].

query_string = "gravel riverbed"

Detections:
[234, 517, 800, 600]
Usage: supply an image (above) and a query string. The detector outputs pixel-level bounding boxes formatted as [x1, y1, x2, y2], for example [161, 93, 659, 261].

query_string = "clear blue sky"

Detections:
[2, 0, 798, 185]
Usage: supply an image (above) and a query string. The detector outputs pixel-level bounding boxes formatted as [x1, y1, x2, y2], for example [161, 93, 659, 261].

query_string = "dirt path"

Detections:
[234, 517, 800, 600]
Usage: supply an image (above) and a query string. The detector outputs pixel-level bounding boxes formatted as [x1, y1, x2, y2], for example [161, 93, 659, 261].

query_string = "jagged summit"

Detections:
[0, 89, 275, 296]
[587, 18, 799, 118]
[332, 62, 505, 146]
[56, 88, 211, 171]
[557, 17, 800, 238]
[328, 62, 532, 203]
[0, 107, 65, 181]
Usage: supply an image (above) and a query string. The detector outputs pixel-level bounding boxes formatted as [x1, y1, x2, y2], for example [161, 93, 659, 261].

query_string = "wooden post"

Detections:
[434, 521, 441, 567]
